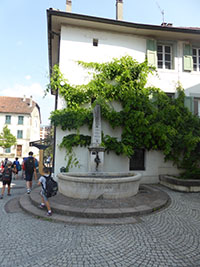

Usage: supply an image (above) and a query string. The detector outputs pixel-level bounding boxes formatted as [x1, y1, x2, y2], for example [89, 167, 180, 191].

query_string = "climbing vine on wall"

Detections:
[48, 56, 200, 178]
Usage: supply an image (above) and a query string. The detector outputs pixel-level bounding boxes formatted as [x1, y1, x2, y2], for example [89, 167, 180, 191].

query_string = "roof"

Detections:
[0, 96, 40, 115]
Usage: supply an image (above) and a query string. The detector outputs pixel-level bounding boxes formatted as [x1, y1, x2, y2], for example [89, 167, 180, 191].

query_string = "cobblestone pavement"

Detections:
[0, 180, 200, 266]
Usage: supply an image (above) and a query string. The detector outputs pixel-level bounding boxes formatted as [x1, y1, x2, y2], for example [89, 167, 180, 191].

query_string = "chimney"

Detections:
[116, 0, 123, 20]
[23, 95, 26, 102]
[66, 0, 72, 12]
[30, 96, 33, 107]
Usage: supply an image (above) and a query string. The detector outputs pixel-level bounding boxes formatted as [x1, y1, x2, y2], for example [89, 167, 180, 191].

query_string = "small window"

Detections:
[157, 44, 172, 69]
[129, 149, 145, 170]
[93, 38, 98, 47]
[18, 116, 24, 125]
[5, 115, 11, 124]
[17, 130, 23, 139]
[192, 48, 200, 72]
[194, 98, 200, 116]
[5, 147, 11, 153]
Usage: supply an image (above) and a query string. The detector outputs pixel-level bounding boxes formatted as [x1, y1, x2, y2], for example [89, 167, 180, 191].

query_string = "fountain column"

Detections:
[89, 104, 105, 172]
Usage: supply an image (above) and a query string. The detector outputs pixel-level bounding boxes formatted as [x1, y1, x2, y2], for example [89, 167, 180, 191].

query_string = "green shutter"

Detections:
[183, 44, 193, 71]
[146, 39, 157, 68]
[184, 96, 194, 114]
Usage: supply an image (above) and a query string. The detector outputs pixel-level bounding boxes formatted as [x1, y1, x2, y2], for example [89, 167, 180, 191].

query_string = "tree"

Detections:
[0, 126, 17, 150]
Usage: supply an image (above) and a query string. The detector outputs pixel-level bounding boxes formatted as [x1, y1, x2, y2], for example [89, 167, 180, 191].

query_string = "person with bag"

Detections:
[38, 167, 53, 216]
[24, 151, 37, 194]
[0, 161, 14, 199]
[13, 157, 21, 180]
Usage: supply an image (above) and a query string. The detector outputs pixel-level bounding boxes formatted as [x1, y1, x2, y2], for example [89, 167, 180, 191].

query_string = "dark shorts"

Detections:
[25, 172, 34, 182]
[3, 179, 11, 186]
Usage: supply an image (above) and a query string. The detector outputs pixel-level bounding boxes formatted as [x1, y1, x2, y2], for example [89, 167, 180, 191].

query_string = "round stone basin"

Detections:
[57, 172, 142, 199]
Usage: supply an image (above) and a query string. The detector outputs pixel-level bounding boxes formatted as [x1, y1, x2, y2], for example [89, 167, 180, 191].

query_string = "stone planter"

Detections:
[57, 172, 142, 199]
[159, 175, 200, 192]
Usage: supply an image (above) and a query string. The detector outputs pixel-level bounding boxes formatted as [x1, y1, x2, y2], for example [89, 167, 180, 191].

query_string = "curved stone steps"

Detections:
[19, 185, 170, 225]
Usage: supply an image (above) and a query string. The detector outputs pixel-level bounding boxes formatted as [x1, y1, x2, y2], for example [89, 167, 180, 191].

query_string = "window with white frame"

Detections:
[194, 98, 200, 116]
[157, 44, 172, 69]
[17, 130, 23, 139]
[18, 116, 24, 125]
[5, 115, 11, 124]
[192, 48, 200, 71]
[5, 147, 11, 153]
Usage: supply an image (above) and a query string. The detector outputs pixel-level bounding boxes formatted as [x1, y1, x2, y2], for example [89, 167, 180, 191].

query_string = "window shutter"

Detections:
[183, 44, 193, 71]
[184, 96, 194, 114]
[146, 39, 157, 68]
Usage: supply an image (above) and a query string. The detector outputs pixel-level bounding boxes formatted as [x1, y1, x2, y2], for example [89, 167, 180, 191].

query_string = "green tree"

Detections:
[0, 126, 17, 149]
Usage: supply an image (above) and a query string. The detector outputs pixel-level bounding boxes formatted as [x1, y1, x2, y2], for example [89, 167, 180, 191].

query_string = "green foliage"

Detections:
[48, 56, 200, 178]
[0, 126, 17, 149]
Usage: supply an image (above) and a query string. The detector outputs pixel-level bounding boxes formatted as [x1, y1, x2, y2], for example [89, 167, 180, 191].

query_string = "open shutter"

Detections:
[183, 44, 193, 71]
[146, 39, 157, 68]
[184, 96, 194, 114]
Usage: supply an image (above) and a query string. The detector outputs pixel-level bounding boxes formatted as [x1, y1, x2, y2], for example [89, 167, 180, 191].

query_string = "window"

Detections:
[192, 48, 200, 71]
[146, 40, 174, 69]
[157, 44, 172, 69]
[194, 98, 200, 116]
[5, 147, 11, 153]
[17, 130, 23, 139]
[18, 116, 24, 125]
[129, 149, 145, 170]
[5, 115, 11, 124]
[93, 38, 98, 47]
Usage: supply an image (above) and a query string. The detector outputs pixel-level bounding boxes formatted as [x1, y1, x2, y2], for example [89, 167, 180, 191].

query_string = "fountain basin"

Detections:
[57, 172, 142, 199]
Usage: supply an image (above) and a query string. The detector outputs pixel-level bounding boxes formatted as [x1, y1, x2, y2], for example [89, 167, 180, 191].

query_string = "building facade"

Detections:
[47, 2, 200, 182]
[0, 96, 41, 161]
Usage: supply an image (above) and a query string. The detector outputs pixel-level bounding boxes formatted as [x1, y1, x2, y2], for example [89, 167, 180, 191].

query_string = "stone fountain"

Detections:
[57, 104, 142, 199]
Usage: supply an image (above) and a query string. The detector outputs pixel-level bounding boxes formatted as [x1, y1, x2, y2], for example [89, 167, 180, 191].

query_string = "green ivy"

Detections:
[49, 56, 200, 178]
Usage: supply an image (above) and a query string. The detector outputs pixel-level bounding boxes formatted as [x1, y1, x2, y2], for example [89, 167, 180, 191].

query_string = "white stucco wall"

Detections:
[55, 24, 200, 183]
[0, 107, 40, 162]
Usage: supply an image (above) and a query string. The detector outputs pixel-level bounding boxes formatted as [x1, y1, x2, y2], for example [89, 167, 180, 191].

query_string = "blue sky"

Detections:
[0, 0, 199, 125]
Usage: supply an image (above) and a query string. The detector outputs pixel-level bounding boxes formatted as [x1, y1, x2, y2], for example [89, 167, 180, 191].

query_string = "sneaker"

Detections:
[39, 203, 45, 209]
[27, 189, 31, 194]
[0, 195, 3, 199]
[47, 211, 52, 216]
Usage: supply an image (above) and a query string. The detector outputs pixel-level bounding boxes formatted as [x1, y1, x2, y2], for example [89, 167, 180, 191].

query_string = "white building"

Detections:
[0, 96, 41, 161]
[47, 1, 200, 183]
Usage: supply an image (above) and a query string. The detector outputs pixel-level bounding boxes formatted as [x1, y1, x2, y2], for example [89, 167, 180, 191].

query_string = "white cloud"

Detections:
[25, 75, 31, 80]
[0, 83, 44, 98]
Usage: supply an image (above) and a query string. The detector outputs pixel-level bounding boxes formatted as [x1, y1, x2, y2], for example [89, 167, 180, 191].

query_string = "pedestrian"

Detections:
[46, 155, 51, 167]
[3, 157, 8, 168]
[0, 161, 14, 199]
[24, 152, 37, 194]
[38, 167, 52, 216]
[13, 157, 21, 180]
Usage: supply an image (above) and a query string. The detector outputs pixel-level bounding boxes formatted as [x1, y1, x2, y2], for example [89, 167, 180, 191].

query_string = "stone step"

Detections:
[19, 185, 170, 224]
[19, 193, 140, 225]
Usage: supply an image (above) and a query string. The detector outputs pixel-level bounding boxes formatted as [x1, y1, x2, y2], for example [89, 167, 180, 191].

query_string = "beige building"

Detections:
[0, 96, 41, 161]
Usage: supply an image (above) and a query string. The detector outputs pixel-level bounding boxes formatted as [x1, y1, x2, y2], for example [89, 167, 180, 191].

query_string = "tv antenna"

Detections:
[156, 2, 165, 23]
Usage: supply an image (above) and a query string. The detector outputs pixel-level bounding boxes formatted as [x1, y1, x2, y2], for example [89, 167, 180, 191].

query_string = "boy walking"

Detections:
[38, 167, 52, 216]
[0, 161, 14, 199]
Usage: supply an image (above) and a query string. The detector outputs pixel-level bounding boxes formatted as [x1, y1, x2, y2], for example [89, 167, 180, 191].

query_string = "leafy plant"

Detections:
[48, 56, 200, 178]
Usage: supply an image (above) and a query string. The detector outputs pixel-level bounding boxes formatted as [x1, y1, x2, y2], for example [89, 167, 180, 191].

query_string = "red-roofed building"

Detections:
[0, 96, 41, 161]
